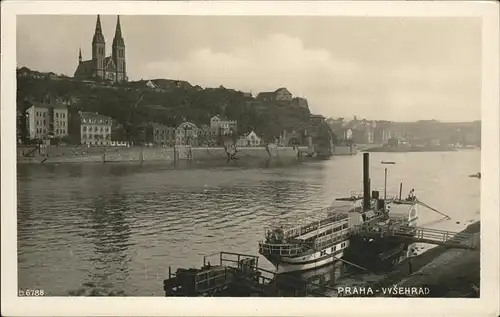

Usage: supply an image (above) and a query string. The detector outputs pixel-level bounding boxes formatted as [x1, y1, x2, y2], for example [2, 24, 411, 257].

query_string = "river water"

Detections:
[17, 150, 480, 296]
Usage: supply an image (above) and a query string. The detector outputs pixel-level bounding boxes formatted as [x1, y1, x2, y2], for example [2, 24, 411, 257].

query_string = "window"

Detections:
[56, 113, 59, 118]
[56, 129, 59, 134]
[83, 126, 87, 132]
[94, 127, 98, 132]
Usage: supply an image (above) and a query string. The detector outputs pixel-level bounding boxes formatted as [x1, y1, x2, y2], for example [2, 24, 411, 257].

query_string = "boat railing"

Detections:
[351, 222, 393, 235]
[266, 207, 351, 237]
[388, 216, 410, 225]
[349, 191, 402, 200]
[258, 241, 304, 257]
[313, 229, 350, 250]
[282, 214, 348, 238]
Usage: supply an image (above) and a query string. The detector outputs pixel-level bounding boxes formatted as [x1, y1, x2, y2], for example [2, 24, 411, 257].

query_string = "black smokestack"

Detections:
[363, 153, 371, 210]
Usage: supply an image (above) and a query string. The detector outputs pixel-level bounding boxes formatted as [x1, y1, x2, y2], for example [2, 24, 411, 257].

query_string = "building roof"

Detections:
[79, 111, 112, 122]
[74, 60, 93, 77]
[310, 114, 325, 119]
[112, 15, 125, 47]
[74, 56, 116, 78]
[275, 87, 291, 94]
[92, 15, 105, 44]
[27, 101, 68, 110]
[257, 87, 292, 99]
[104, 57, 116, 72]
[149, 79, 192, 89]
[256, 92, 275, 99]
[211, 115, 235, 122]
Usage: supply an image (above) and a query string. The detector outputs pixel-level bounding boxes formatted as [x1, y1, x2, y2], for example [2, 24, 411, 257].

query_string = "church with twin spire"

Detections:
[74, 15, 127, 83]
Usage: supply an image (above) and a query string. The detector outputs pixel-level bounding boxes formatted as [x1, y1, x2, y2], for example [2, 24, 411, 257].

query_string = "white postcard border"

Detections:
[1, 1, 499, 316]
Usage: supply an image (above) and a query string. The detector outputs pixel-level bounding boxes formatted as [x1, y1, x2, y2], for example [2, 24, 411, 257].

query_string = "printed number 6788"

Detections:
[19, 289, 45, 296]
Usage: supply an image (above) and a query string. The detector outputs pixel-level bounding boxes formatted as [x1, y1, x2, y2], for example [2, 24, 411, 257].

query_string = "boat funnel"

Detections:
[363, 153, 371, 210]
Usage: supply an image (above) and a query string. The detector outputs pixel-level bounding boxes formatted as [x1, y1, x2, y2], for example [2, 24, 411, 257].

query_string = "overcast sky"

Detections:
[17, 15, 481, 121]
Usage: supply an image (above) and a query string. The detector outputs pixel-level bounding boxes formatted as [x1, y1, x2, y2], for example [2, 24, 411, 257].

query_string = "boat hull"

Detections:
[342, 235, 412, 271]
[261, 240, 349, 274]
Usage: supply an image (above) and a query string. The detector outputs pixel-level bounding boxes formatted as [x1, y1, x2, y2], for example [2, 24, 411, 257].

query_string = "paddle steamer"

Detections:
[258, 153, 419, 273]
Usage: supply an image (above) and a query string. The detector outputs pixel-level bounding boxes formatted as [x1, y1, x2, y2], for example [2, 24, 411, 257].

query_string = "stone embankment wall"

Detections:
[332, 145, 358, 156]
[17, 145, 312, 164]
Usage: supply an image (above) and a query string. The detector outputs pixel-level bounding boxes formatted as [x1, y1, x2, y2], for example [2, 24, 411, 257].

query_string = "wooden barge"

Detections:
[163, 251, 336, 297]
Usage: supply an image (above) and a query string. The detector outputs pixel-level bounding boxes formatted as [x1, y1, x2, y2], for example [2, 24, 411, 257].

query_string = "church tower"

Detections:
[112, 15, 126, 82]
[92, 15, 106, 80]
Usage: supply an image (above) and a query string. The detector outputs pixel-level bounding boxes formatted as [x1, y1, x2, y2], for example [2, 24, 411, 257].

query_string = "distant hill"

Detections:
[16, 67, 332, 144]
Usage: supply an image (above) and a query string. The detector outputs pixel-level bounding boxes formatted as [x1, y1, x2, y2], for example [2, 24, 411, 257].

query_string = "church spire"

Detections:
[78, 47, 82, 63]
[112, 15, 124, 46]
[92, 14, 105, 44]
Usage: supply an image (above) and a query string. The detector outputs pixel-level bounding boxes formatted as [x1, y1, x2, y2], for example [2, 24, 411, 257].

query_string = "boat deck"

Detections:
[266, 204, 355, 239]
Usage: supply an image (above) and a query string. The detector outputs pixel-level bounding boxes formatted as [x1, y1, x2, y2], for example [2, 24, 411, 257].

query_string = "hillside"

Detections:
[16, 69, 330, 144]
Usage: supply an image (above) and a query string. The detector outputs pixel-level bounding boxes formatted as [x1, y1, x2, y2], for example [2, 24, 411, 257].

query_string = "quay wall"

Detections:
[373, 221, 480, 297]
[333, 145, 358, 156]
[17, 145, 311, 164]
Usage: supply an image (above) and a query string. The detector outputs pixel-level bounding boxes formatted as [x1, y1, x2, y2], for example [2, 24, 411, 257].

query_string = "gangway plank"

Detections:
[354, 225, 479, 250]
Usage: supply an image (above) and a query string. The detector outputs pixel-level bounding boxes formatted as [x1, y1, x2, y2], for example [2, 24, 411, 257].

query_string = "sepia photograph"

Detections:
[1, 1, 499, 316]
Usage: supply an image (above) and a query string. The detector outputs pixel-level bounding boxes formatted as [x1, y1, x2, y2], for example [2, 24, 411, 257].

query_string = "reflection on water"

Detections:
[17, 151, 480, 296]
[274, 261, 346, 296]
